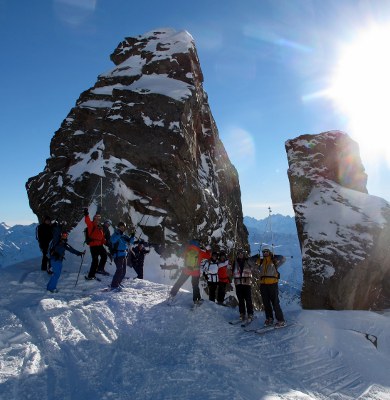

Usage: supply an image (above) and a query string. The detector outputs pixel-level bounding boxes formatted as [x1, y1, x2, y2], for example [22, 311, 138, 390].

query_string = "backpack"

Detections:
[84, 226, 96, 245]
[109, 240, 119, 257]
[185, 248, 199, 269]
[48, 238, 61, 260]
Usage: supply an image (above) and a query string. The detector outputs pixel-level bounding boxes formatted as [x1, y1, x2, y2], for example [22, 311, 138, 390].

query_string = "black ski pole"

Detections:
[75, 253, 85, 287]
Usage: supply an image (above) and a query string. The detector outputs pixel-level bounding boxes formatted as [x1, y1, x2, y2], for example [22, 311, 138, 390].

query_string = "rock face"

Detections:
[26, 28, 248, 255]
[286, 131, 390, 310]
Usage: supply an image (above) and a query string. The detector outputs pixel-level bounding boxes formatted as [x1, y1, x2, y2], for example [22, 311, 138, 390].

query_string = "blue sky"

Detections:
[1, 0, 390, 225]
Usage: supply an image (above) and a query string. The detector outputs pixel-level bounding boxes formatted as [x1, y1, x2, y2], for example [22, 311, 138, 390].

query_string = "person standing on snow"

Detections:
[103, 219, 112, 250]
[169, 240, 211, 304]
[36, 215, 53, 273]
[47, 231, 85, 293]
[109, 222, 135, 290]
[217, 251, 230, 305]
[257, 247, 285, 327]
[84, 208, 108, 279]
[130, 240, 150, 279]
[231, 249, 254, 322]
[202, 251, 219, 302]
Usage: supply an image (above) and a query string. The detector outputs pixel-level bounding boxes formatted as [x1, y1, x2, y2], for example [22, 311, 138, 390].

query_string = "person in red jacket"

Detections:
[217, 251, 230, 305]
[169, 240, 211, 304]
[84, 208, 108, 280]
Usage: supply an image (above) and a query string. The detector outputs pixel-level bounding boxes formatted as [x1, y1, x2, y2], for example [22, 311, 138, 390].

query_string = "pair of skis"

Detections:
[244, 323, 292, 334]
[229, 316, 257, 328]
[229, 317, 292, 334]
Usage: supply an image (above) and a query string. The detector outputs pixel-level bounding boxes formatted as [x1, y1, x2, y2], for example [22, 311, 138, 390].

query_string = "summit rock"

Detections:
[26, 28, 248, 254]
[286, 131, 390, 310]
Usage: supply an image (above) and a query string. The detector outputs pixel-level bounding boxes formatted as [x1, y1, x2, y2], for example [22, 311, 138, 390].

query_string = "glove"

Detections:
[83, 208, 89, 216]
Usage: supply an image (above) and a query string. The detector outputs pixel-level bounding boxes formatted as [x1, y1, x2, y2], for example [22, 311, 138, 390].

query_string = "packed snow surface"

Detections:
[1, 255, 389, 399]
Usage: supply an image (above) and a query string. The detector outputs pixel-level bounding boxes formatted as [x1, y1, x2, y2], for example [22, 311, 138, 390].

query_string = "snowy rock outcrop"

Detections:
[286, 131, 390, 310]
[26, 28, 248, 254]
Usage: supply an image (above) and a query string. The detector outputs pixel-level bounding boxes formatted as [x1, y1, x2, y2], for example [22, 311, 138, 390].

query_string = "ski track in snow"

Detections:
[0, 259, 390, 400]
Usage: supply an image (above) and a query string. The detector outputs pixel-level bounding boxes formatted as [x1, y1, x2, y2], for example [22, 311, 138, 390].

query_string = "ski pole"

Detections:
[74, 252, 85, 287]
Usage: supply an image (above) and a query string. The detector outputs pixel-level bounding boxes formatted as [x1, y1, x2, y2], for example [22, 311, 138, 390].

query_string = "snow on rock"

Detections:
[25, 28, 248, 258]
[286, 131, 390, 310]
[0, 257, 390, 399]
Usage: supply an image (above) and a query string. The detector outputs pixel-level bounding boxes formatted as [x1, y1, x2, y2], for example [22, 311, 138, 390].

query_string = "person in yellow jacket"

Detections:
[257, 247, 285, 327]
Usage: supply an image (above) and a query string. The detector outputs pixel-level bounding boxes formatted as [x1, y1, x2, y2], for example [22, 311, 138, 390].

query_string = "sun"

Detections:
[328, 25, 390, 166]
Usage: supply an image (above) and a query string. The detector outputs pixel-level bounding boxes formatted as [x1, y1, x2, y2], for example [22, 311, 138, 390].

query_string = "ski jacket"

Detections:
[232, 257, 252, 286]
[183, 244, 211, 277]
[49, 239, 83, 261]
[130, 244, 150, 268]
[258, 256, 279, 284]
[85, 215, 106, 247]
[110, 229, 135, 259]
[36, 223, 53, 247]
[103, 224, 111, 248]
[202, 258, 219, 282]
[217, 259, 230, 283]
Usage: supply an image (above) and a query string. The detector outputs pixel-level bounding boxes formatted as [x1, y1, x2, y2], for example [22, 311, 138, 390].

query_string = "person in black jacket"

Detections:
[47, 231, 85, 293]
[36, 216, 53, 272]
[102, 219, 113, 261]
[130, 240, 150, 279]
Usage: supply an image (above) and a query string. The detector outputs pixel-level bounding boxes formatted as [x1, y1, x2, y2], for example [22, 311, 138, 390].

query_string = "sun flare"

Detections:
[329, 25, 390, 166]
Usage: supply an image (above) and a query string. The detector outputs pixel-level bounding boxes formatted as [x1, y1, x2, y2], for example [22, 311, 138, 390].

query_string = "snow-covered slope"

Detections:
[1, 256, 389, 399]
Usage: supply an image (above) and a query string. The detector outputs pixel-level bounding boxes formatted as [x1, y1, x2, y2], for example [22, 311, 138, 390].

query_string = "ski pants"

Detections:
[47, 258, 62, 291]
[133, 262, 144, 279]
[260, 283, 284, 322]
[170, 271, 201, 302]
[235, 284, 254, 317]
[88, 245, 107, 278]
[40, 243, 51, 271]
[207, 281, 218, 302]
[111, 256, 126, 288]
[217, 282, 228, 304]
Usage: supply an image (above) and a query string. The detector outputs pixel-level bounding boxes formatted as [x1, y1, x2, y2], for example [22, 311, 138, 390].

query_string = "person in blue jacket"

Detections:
[47, 231, 85, 293]
[109, 222, 135, 290]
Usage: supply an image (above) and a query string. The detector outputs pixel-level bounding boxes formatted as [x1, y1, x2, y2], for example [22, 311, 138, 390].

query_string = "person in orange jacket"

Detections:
[84, 208, 108, 280]
[169, 239, 211, 304]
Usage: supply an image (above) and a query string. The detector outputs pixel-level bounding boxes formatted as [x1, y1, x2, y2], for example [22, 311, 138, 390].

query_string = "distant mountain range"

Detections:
[0, 222, 41, 268]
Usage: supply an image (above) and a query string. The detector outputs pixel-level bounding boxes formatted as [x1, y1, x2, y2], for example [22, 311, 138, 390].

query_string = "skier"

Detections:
[169, 240, 211, 305]
[109, 222, 135, 290]
[257, 247, 285, 327]
[36, 215, 53, 272]
[103, 219, 112, 249]
[130, 240, 150, 279]
[231, 249, 254, 321]
[47, 231, 85, 293]
[202, 251, 219, 302]
[217, 251, 230, 305]
[83, 208, 108, 279]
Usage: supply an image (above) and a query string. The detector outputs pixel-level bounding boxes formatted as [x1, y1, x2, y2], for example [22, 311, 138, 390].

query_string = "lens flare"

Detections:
[328, 25, 390, 167]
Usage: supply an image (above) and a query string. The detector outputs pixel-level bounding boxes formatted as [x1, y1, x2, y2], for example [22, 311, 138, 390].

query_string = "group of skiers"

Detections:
[168, 240, 286, 328]
[35, 209, 150, 293]
[37, 214, 285, 327]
